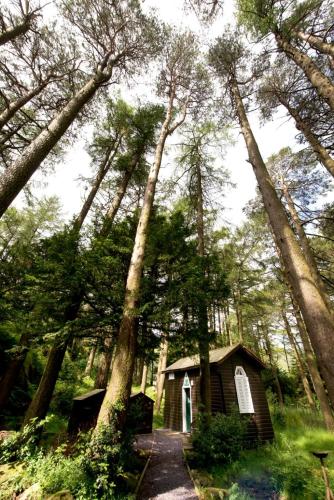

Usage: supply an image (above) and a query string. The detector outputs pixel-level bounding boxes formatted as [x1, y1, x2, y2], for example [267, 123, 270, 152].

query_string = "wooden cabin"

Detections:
[68, 390, 154, 435]
[164, 344, 274, 442]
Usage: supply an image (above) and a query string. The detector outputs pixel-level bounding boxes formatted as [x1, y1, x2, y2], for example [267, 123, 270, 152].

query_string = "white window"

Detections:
[234, 366, 254, 414]
[168, 372, 175, 380]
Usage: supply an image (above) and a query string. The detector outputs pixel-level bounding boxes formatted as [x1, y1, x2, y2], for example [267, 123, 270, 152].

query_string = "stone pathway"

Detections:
[137, 430, 198, 500]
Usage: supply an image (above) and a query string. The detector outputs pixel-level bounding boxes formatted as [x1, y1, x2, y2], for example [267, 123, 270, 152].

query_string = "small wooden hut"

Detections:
[163, 343, 274, 442]
[68, 390, 154, 435]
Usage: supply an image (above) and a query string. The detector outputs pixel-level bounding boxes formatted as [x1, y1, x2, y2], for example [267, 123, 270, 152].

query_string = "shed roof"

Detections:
[164, 343, 265, 372]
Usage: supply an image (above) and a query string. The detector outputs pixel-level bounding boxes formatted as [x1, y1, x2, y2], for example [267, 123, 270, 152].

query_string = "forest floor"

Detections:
[137, 429, 198, 500]
[189, 407, 334, 499]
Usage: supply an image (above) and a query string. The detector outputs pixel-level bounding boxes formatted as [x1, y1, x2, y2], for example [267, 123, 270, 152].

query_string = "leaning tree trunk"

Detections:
[275, 32, 334, 112]
[0, 18, 33, 46]
[0, 331, 30, 411]
[155, 336, 168, 412]
[277, 94, 334, 178]
[294, 30, 334, 59]
[0, 82, 48, 131]
[281, 309, 316, 410]
[140, 365, 148, 394]
[74, 137, 122, 231]
[231, 77, 334, 408]
[95, 94, 177, 431]
[281, 179, 333, 312]
[23, 297, 82, 425]
[94, 336, 114, 389]
[290, 293, 334, 430]
[0, 69, 112, 217]
[195, 160, 211, 421]
[99, 150, 143, 237]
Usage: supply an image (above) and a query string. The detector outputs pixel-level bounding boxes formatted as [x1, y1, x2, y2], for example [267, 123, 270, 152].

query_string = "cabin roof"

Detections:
[164, 343, 265, 372]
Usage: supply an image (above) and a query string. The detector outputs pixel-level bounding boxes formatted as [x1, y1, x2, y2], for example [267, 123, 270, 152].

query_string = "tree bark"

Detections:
[74, 137, 122, 231]
[0, 82, 48, 131]
[195, 160, 211, 420]
[275, 32, 334, 112]
[290, 293, 334, 430]
[94, 337, 113, 389]
[155, 336, 168, 412]
[140, 364, 148, 394]
[277, 94, 334, 178]
[95, 93, 177, 430]
[84, 343, 97, 377]
[0, 70, 112, 217]
[281, 309, 316, 409]
[281, 179, 333, 312]
[0, 332, 30, 411]
[231, 77, 334, 408]
[294, 30, 334, 59]
[0, 18, 32, 46]
[263, 326, 284, 409]
[99, 150, 142, 237]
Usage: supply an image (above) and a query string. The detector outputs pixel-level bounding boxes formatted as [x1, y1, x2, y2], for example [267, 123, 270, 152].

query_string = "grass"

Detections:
[192, 406, 334, 499]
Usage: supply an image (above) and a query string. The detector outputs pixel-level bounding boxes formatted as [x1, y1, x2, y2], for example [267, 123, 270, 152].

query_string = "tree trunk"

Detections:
[84, 343, 97, 377]
[0, 82, 48, 131]
[0, 332, 30, 411]
[281, 179, 333, 312]
[0, 70, 112, 217]
[140, 364, 148, 394]
[155, 336, 168, 412]
[275, 32, 334, 112]
[277, 94, 334, 178]
[94, 337, 113, 389]
[231, 77, 334, 408]
[23, 296, 82, 425]
[294, 30, 334, 59]
[195, 160, 211, 420]
[99, 150, 142, 237]
[95, 94, 176, 430]
[290, 294, 334, 430]
[281, 309, 316, 409]
[74, 137, 122, 231]
[0, 19, 32, 46]
[263, 326, 284, 409]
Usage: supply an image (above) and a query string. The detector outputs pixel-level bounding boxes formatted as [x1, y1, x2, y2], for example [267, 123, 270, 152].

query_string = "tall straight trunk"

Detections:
[84, 343, 97, 377]
[74, 137, 122, 231]
[275, 32, 334, 112]
[94, 337, 113, 389]
[234, 292, 244, 342]
[96, 93, 178, 430]
[140, 364, 148, 394]
[0, 70, 112, 216]
[281, 309, 316, 409]
[155, 336, 168, 412]
[290, 293, 334, 430]
[281, 179, 333, 312]
[294, 31, 334, 59]
[263, 326, 284, 409]
[0, 332, 30, 411]
[224, 302, 232, 346]
[99, 150, 143, 237]
[0, 82, 48, 131]
[231, 78, 334, 408]
[23, 299, 82, 425]
[195, 161, 211, 419]
[277, 94, 334, 178]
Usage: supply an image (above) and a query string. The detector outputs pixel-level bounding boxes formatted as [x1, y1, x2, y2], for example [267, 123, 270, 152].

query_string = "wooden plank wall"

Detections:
[217, 352, 274, 442]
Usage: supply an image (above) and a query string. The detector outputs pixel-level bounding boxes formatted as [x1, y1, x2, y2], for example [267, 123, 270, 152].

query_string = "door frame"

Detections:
[182, 374, 192, 432]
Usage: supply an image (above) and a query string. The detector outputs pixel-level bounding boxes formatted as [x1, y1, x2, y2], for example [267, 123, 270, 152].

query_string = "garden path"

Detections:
[136, 429, 198, 500]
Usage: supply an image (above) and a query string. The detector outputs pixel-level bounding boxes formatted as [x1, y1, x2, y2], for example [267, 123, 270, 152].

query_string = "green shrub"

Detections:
[0, 418, 47, 464]
[191, 410, 249, 467]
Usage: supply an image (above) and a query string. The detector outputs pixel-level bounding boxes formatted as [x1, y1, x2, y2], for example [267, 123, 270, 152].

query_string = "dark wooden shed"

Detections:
[164, 343, 274, 442]
[68, 389, 154, 435]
